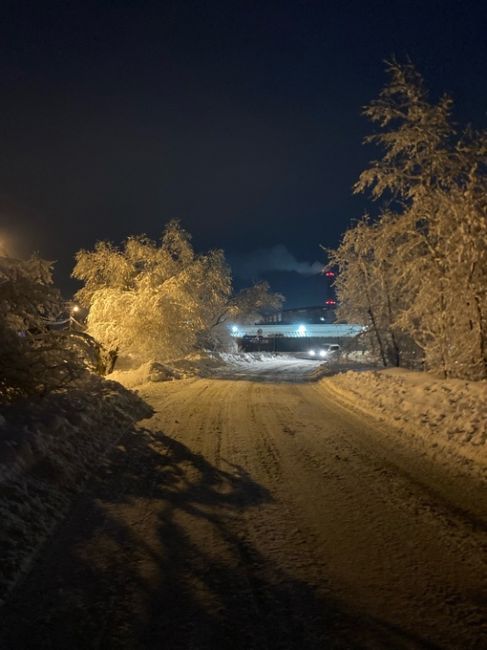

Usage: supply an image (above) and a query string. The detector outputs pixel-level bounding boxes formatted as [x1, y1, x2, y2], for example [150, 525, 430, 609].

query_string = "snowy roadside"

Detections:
[108, 352, 314, 387]
[321, 368, 487, 470]
[108, 355, 221, 388]
[108, 352, 375, 388]
[0, 374, 152, 603]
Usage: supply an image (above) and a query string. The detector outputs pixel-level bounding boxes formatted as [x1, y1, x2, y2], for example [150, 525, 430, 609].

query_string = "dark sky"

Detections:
[0, 0, 486, 307]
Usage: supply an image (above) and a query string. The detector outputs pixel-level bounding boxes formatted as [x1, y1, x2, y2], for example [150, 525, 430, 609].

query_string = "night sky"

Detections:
[1, 0, 486, 307]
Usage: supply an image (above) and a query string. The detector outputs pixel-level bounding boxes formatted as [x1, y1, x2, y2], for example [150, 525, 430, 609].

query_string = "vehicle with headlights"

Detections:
[307, 344, 340, 359]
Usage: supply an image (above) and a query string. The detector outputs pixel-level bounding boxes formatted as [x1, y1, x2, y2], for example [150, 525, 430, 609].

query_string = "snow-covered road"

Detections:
[2, 370, 486, 649]
[212, 354, 326, 381]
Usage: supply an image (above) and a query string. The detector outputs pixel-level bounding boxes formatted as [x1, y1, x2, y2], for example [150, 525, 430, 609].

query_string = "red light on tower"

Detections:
[324, 271, 335, 278]
[325, 299, 336, 306]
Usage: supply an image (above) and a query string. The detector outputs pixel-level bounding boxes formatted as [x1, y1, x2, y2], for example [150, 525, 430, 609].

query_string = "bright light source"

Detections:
[309, 349, 315, 356]
[71, 305, 80, 313]
[297, 324, 306, 336]
[319, 349, 327, 357]
[231, 325, 238, 333]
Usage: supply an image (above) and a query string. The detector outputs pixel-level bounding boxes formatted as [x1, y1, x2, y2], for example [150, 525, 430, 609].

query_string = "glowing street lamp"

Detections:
[68, 304, 81, 329]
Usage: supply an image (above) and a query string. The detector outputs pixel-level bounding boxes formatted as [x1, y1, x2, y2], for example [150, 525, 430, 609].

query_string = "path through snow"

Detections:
[1, 368, 486, 649]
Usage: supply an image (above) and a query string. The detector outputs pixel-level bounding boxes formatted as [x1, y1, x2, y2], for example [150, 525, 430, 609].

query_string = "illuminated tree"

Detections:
[0, 255, 94, 402]
[328, 215, 415, 367]
[330, 61, 487, 379]
[73, 221, 282, 363]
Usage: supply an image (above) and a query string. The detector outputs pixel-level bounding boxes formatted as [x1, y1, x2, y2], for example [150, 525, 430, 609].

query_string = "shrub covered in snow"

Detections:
[0, 251, 155, 600]
[0, 255, 102, 403]
[0, 373, 152, 601]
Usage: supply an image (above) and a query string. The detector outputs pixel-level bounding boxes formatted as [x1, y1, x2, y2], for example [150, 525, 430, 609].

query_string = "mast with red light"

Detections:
[323, 269, 337, 308]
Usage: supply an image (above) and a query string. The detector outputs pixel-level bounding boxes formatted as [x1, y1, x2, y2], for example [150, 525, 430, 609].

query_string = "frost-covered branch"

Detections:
[328, 61, 487, 379]
[73, 221, 282, 363]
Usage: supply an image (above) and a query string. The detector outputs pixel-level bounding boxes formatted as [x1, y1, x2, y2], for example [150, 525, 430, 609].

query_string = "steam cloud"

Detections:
[231, 244, 323, 279]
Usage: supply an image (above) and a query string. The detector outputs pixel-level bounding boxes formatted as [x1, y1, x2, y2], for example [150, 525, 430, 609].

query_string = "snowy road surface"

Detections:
[212, 354, 327, 381]
[2, 365, 486, 649]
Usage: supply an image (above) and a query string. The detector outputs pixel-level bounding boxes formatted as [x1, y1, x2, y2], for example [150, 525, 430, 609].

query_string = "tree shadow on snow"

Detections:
[1, 423, 441, 650]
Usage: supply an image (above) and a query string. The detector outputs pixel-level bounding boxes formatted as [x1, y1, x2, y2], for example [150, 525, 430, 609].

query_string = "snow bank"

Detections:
[109, 360, 186, 387]
[109, 352, 289, 387]
[108, 354, 222, 387]
[322, 368, 487, 467]
[0, 374, 152, 602]
[341, 350, 377, 364]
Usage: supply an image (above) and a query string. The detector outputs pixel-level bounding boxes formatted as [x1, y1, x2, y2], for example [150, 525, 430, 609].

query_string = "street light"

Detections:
[69, 304, 81, 330]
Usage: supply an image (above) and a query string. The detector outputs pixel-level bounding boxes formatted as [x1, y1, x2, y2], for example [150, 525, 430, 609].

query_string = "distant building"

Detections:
[231, 299, 362, 352]
[234, 270, 346, 351]
[258, 303, 337, 325]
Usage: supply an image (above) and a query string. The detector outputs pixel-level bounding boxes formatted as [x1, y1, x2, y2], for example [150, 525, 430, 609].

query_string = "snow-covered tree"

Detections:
[202, 280, 283, 351]
[73, 221, 282, 363]
[327, 215, 416, 367]
[0, 255, 94, 402]
[393, 176, 487, 378]
[329, 61, 487, 379]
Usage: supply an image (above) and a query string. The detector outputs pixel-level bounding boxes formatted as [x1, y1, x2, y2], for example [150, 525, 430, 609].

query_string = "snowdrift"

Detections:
[108, 352, 289, 387]
[0, 374, 152, 602]
[323, 368, 487, 468]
